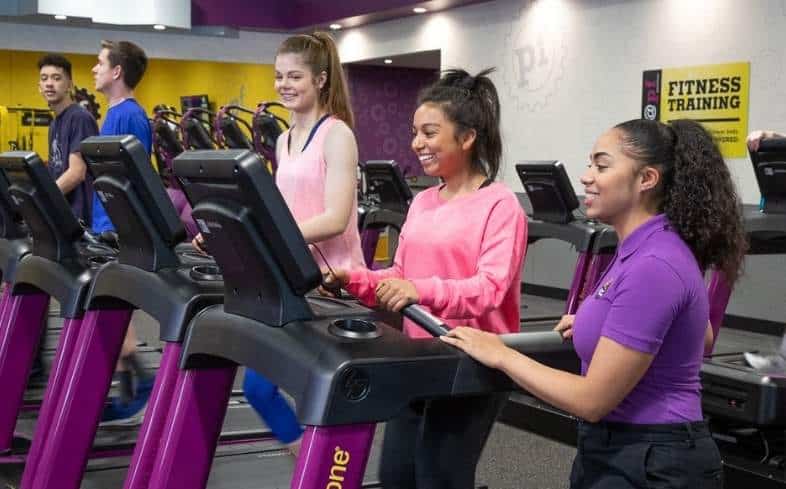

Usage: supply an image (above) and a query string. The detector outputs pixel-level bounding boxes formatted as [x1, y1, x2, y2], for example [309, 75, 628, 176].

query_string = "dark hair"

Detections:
[416, 68, 502, 181]
[614, 118, 747, 283]
[277, 32, 354, 129]
[37, 53, 72, 80]
[100, 40, 148, 89]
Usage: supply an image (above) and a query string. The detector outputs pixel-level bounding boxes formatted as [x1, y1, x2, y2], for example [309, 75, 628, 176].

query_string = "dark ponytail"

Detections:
[277, 32, 354, 129]
[615, 118, 747, 283]
[417, 68, 502, 180]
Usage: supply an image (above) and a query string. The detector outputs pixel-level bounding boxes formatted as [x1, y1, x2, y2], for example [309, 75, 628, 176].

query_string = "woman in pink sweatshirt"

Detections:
[328, 68, 527, 489]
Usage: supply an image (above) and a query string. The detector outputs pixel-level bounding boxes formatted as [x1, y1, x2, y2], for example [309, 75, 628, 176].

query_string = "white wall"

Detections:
[336, 0, 786, 205]
[0, 20, 286, 63]
[1, 2, 784, 322]
[336, 0, 786, 323]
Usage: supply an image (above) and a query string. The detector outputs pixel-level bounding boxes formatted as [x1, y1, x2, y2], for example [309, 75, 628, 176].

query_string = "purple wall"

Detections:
[191, 0, 492, 30]
[346, 64, 438, 177]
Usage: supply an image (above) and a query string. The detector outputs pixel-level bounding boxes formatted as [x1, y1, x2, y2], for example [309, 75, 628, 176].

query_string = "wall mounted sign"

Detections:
[642, 62, 749, 158]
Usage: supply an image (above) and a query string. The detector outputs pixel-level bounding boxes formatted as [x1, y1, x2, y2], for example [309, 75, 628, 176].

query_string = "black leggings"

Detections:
[379, 393, 508, 489]
[570, 420, 723, 489]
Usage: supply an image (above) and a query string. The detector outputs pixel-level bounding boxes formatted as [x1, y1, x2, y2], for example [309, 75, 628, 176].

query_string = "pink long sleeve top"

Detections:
[346, 182, 528, 338]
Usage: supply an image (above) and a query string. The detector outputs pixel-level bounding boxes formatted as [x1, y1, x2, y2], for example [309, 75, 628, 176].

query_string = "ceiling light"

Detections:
[153, 24, 166, 31]
[329, 23, 342, 30]
[54, 14, 67, 20]
[384, 59, 393, 64]
[413, 7, 428, 13]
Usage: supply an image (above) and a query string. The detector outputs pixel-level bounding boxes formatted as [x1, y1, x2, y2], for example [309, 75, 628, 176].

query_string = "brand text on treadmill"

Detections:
[326, 446, 351, 488]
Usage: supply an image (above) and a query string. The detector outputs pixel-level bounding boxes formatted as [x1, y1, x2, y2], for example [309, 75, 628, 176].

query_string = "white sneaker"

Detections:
[744, 352, 786, 374]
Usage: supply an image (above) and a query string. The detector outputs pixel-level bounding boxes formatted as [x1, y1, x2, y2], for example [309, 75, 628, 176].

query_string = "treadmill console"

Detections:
[516, 161, 579, 224]
[0, 152, 83, 261]
[750, 137, 786, 214]
[362, 160, 413, 216]
[0, 158, 27, 240]
[81, 135, 185, 271]
[174, 149, 321, 326]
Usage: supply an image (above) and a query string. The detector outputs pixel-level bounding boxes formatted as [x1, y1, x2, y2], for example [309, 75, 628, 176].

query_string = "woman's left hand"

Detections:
[375, 278, 419, 312]
[440, 327, 509, 369]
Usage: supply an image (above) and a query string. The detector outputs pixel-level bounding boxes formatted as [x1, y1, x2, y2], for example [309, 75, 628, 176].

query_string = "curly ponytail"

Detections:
[615, 118, 747, 283]
[277, 32, 354, 129]
[417, 68, 502, 180]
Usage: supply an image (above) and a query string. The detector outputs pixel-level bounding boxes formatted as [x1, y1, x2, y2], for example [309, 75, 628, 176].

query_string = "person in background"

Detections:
[33, 53, 99, 379]
[92, 39, 155, 425]
[38, 53, 98, 225]
[194, 31, 365, 454]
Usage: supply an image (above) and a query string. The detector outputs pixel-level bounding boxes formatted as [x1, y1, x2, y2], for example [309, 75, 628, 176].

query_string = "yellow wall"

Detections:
[0, 49, 282, 161]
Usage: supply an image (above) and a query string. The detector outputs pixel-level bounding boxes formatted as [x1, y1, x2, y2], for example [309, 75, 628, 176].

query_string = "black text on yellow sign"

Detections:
[641, 62, 750, 158]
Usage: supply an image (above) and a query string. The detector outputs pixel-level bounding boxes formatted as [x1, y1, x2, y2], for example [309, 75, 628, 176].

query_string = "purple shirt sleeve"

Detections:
[600, 255, 685, 355]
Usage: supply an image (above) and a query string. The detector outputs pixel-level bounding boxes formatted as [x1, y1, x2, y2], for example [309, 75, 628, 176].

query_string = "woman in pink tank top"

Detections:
[194, 32, 364, 454]
[273, 37, 365, 271]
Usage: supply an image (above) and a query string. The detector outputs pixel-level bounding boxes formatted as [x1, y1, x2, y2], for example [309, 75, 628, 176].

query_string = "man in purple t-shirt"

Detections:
[38, 53, 99, 225]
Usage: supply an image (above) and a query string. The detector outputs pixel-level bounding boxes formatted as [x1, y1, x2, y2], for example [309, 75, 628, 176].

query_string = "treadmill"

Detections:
[130, 148, 580, 489]
[506, 150, 786, 487]
[0, 163, 33, 404]
[358, 160, 412, 267]
[516, 161, 615, 324]
[699, 138, 786, 487]
[19, 137, 266, 489]
[0, 152, 129, 470]
[215, 105, 254, 151]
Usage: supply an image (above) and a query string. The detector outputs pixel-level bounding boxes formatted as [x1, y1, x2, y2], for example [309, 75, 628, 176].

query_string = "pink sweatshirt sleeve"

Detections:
[345, 262, 403, 306]
[409, 200, 527, 319]
[345, 217, 411, 306]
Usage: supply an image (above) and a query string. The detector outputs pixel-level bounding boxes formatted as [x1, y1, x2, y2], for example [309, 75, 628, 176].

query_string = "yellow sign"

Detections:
[641, 62, 749, 158]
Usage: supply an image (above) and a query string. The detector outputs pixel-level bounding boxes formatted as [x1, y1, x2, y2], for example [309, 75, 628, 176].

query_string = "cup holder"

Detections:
[329, 319, 381, 340]
[190, 265, 223, 282]
[87, 255, 116, 269]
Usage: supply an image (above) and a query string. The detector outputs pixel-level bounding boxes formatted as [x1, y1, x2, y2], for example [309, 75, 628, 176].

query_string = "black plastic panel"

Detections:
[86, 261, 224, 342]
[180, 304, 579, 426]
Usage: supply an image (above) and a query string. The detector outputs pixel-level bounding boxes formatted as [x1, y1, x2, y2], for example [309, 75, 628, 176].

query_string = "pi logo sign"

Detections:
[503, 1, 568, 112]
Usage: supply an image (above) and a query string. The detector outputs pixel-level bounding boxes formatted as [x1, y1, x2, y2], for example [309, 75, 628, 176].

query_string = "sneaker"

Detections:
[744, 352, 786, 374]
[99, 377, 154, 427]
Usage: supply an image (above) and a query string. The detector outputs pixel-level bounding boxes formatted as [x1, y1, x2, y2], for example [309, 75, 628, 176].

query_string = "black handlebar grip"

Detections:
[401, 305, 450, 337]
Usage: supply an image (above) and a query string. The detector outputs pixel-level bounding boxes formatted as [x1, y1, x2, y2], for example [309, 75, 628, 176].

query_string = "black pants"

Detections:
[570, 420, 723, 489]
[379, 393, 508, 489]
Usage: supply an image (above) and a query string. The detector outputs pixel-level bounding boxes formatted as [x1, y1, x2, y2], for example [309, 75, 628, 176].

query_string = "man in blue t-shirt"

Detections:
[38, 53, 98, 225]
[92, 39, 154, 425]
[91, 40, 153, 234]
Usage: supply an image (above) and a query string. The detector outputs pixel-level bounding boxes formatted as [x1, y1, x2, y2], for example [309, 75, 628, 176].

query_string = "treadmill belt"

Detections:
[711, 328, 782, 356]
[520, 294, 565, 323]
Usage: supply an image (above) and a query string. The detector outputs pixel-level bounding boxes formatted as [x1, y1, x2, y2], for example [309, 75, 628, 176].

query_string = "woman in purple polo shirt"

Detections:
[443, 118, 747, 488]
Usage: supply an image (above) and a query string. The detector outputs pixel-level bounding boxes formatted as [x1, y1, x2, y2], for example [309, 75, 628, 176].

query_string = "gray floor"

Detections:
[3, 300, 780, 489]
[478, 422, 575, 489]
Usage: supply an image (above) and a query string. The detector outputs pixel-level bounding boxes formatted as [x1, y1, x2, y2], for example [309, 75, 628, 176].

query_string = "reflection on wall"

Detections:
[346, 64, 438, 176]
